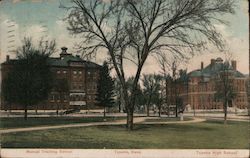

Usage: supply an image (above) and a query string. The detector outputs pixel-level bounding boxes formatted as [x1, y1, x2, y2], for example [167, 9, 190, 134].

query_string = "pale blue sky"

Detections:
[0, 0, 248, 75]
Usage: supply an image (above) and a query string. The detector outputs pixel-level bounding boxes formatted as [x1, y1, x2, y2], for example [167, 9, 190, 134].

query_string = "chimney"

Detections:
[231, 60, 237, 70]
[61, 47, 68, 54]
[201, 62, 204, 70]
[60, 47, 69, 58]
[6, 55, 10, 62]
[211, 59, 215, 65]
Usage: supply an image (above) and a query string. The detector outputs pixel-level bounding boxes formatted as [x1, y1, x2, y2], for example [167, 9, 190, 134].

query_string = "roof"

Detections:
[2, 55, 101, 68]
[48, 55, 101, 68]
[1, 59, 18, 65]
[188, 58, 245, 78]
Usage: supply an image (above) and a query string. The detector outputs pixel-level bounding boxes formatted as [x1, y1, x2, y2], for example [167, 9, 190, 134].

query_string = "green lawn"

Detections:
[0, 117, 123, 129]
[1, 120, 249, 149]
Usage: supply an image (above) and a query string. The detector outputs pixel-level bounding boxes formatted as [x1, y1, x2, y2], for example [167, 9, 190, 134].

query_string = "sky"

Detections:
[0, 0, 249, 78]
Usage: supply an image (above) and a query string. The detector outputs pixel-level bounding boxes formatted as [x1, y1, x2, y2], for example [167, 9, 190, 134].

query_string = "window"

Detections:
[79, 71, 82, 74]
[63, 70, 67, 74]
[73, 71, 77, 75]
[57, 70, 61, 74]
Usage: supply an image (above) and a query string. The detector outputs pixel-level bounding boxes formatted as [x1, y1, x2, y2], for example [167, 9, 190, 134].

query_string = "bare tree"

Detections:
[215, 54, 236, 124]
[53, 79, 69, 116]
[157, 53, 187, 117]
[65, 0, 235, 130]
[142, 74, 161, 116]
[156, 53, 172, 117]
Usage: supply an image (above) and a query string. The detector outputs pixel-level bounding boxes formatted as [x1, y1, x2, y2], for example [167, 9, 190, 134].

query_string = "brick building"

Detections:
[1, 47, 101, 110]
[167, 57, 248, 110]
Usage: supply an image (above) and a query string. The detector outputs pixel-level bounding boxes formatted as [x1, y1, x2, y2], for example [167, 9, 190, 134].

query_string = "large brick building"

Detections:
[167, 57, 248, 110]
[1, 47, 101, 110]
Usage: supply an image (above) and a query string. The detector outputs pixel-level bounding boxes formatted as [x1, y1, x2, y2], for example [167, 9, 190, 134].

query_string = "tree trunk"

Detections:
[168, 104, 170, 117]
[118, 100, 121, 112]
[127, 108, 134, 130]
[175, 105, 178, 118]
[104, 107, 106, 118]
[193, 104, 196, 117]
[35, 105, 38, 115]
[56, 103, 59, 116]
[147, 104, 150, 117]
[224, 101, 228, 124]
[158, 105, 161, 117]
[24, 106, 28, 120]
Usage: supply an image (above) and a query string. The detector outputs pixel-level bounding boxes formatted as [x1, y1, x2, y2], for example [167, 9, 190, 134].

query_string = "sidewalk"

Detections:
[0, 117, 145, 134]
[0, 117, 206, 134]
[141, 117, 206, 124]
[184, 113, 249, 120]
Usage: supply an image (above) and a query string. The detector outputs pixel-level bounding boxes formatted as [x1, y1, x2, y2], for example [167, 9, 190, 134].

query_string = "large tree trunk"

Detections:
[127, 108, 134, 130]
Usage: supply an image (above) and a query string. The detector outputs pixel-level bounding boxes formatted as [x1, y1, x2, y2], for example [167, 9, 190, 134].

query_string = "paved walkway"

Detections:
[204, 117, 249, 122]
[0, 117, 206, 134]
[142, 117, 206, 124]
[0, 117, 145, 134]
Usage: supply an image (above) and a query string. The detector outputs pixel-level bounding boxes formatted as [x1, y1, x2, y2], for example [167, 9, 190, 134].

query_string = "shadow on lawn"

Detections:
[96, 123, 214, 132]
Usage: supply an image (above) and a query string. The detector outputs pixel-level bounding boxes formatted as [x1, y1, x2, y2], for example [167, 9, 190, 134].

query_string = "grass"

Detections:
[1, 120, 249, 149]
[0, 116, 124, 129]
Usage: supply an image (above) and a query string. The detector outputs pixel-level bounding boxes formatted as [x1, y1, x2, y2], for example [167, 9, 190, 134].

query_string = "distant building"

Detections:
[1, 47, 101, 110]
[167, 57, 248, 110]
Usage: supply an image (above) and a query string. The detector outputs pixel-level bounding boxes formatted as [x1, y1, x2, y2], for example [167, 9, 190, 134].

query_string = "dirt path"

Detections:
[0, 117, 205, 134]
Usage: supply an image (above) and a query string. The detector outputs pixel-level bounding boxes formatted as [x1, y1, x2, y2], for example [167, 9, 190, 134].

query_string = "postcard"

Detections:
[0, 0, 249, 158]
